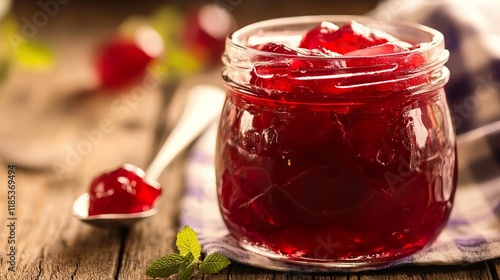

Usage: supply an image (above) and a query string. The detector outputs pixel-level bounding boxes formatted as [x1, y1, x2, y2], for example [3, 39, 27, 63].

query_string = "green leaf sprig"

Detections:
[146, 225, 231, 279]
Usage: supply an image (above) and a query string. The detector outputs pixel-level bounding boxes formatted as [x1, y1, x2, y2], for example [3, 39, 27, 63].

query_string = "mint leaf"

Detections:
[15, 41, 54, 70]
[179, 252, 196, 280]
[146, 253, 184, 278]
[179, 262, 196, 280]
[0, 59, 9, 84]
[146, 226, 231, 279]
[176, 225, 201, 259]
[199, 253, 231, 274]
[183, 252, 195, 263]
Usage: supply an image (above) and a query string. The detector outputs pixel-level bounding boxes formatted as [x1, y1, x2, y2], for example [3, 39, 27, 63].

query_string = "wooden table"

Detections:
[1, 1, 499, 279]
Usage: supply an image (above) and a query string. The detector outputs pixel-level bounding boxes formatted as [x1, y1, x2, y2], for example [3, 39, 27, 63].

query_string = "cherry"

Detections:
[88, 165, 161, 216]
[184, 4, 236, 65]
[96, 37, 153, 89]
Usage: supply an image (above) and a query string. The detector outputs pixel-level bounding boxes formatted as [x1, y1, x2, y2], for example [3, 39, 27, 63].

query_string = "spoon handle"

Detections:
[146, 85, 225, 182]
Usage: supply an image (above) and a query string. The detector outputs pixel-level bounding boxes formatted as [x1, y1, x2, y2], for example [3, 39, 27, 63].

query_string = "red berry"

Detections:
[88, 165, 161, 216]
[184, 4, 236, 64]
[96, 37, 153, 89]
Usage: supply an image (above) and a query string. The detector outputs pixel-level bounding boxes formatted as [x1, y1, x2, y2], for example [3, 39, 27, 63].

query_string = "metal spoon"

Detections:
[71, 85, 225, 227]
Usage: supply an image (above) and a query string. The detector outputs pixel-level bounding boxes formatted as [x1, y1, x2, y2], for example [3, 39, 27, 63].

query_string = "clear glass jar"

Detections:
[216, 15, 456, 268]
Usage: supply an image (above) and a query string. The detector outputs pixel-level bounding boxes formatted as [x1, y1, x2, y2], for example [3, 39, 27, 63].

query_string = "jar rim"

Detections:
[223, 15, 449, 101]
[227, 15, 445, 59]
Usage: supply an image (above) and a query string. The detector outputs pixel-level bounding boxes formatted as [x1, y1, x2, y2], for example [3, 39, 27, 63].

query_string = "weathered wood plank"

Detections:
[468, 262, 495, 280]
[276, 271, 346, 280]
[419, 263, 492, 280]
[0, 169, 122, 280]
[274, 270, 313, 280]
[357, 266, 423, 280]
[489, 259, 500, 280]
[227, 263, 274, 280]
[117, 159, 186, 280]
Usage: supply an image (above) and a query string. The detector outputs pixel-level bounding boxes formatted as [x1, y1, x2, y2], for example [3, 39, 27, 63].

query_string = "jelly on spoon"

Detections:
[72, 84, 225, 227]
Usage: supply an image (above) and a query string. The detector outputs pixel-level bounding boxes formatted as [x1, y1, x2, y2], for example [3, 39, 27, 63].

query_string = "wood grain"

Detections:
[0, 169, 122, 280]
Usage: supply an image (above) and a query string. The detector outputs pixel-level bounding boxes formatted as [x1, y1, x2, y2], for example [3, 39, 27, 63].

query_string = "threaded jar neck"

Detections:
[222, 15, 449, 105]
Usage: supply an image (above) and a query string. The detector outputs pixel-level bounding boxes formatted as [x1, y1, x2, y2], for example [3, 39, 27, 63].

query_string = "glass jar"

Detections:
[216, 15, 456, 268]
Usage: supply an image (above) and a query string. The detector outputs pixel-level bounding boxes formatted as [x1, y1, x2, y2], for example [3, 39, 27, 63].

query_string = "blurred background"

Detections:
[0, 0, 499, 181]
[0, 0, 379, 177]
[11, 0, 379, 28]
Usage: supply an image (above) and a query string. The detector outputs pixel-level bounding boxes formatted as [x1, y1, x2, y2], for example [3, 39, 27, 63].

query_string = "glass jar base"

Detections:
[238, 240, 402, 270]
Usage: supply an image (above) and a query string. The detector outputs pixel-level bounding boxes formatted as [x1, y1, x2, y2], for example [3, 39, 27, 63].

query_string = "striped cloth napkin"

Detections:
[180, 0, 500, 272]
[371, 0, 500, 134]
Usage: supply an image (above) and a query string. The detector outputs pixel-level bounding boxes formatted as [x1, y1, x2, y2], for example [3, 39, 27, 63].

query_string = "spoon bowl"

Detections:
[72, 84, 225, 227]
[72, 193, 158, 227]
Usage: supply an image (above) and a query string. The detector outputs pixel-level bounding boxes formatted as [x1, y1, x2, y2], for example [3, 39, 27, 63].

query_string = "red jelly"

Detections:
[88, 164, 161, 216]
[299, 20, 397, 54]
[217, 16, 456, 267]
